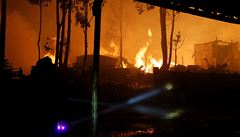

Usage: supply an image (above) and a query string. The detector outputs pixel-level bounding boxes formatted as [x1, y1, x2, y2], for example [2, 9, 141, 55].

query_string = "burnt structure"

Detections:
[194, 40, 240, 72]
[75, 55, 132, 70]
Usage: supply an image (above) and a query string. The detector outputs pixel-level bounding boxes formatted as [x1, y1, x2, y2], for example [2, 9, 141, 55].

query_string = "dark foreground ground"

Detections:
[2, 71, 240, 137]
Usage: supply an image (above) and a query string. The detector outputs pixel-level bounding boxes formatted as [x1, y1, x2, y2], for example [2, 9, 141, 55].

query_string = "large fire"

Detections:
[43, 37, 56, 64]
[100, 41, 119, 57]
[100, 40, 128, 68]
[99, 29, 174, 72]
[134, 29, 174, 73]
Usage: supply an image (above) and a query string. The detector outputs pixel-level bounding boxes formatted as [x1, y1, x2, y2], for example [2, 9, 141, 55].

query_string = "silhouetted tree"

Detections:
[2, 59, 14, 79]
[59, 0, 67, 68]
[159, 7, 168, 71]
[75, 0, 91, 71]
[173, 31, 184, 66]
[63, 0, 73, 70]
[55, 0, 60, 66]
[119, 0, 123, 68]
[135, 2, 180, 70]
[167, 10, 180, 69]
[28, 0, 51, 60]
[55, 0, 72, 70]
[0, 0, 6, 74]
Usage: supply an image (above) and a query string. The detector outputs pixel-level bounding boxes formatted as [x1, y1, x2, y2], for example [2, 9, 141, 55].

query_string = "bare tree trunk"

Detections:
[59, 0, 66, 68]
[175, 47, 177, 66]
[160, 7, 168, 71]
[0, 0, 6, 73]
[37, 3, 43, 60]
[83, 0, 89, 71]
[92, 0, 103, 136]
[167, 10, 175, 69]
[63, 0, 72, 70]
[55, 0, 60, 66]
[119, 0, 123, 68]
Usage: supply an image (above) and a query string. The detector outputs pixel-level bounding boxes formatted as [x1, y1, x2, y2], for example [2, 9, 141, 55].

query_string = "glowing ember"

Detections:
[148, 29, 152, 37]
[122, 61, 128, 68]
[44, 52, 55, 64]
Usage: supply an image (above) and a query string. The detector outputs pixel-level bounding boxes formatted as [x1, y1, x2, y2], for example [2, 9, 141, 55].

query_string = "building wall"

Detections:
[194, 40, 240, 72]
[194, 41, 215, 69]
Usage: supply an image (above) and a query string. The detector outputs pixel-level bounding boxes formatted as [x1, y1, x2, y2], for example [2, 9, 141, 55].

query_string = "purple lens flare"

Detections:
[56, 121, 68, 133]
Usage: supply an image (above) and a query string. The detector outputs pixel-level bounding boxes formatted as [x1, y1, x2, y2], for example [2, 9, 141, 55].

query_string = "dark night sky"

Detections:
[2, 0, 240, 74]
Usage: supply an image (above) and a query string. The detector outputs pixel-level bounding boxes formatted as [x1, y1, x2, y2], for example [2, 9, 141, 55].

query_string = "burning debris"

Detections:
[134, 29, 174, 73]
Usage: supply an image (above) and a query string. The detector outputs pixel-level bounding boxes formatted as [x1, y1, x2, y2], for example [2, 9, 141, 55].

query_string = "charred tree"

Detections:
[28, 0, 51, 60]
[167, 10, 178, 69]
[0, 0, 6, 73]
[55, 0, 60, 66]
[83, 0, 89, 71]
[59, 0, 66, 68]
[63, 0, 72, 70]
[160, 7, 168, 71]
[119, 0, 123, 68]
[74, 0, 91, 71]
[38, 3, 43, 60]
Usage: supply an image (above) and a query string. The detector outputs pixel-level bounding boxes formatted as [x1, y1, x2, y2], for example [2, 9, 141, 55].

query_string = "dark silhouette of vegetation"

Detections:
[119, 0, 123, 68]
[159, 7, 168, 71]
[55, 0, 60, 66]
[28, 0, 51, 60]
[173, 31, 184, 66]
[2, 59, 14, 79]
[63, 0, 73, 70]
[31, 56, 55, 80]
[135, 2, 180, 70]
[55, 0, 72, 70]
[167, 10, 180, 69]
[74, 0, 92, 71]
[58, 0, 66, 68]
[0, 0, 6, 75]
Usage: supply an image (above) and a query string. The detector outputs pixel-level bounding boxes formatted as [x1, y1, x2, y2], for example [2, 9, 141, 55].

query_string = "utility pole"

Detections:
[92, 0, 103, 136]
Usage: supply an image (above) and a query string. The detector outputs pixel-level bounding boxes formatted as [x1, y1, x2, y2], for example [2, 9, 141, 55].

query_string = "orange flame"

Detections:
[100, 41, 119, 57]
[122, 61, 128, 68]
[134, 29, 174, 73]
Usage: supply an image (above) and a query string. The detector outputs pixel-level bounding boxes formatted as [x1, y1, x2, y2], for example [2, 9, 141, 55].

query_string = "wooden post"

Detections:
[91, 0, 103, 136]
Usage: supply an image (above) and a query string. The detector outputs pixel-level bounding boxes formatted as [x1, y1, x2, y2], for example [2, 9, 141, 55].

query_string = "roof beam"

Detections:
[135, 0, 240, 24]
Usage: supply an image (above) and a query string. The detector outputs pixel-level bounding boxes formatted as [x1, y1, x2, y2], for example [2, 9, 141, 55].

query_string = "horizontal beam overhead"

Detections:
[135, 0, 240, 24]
